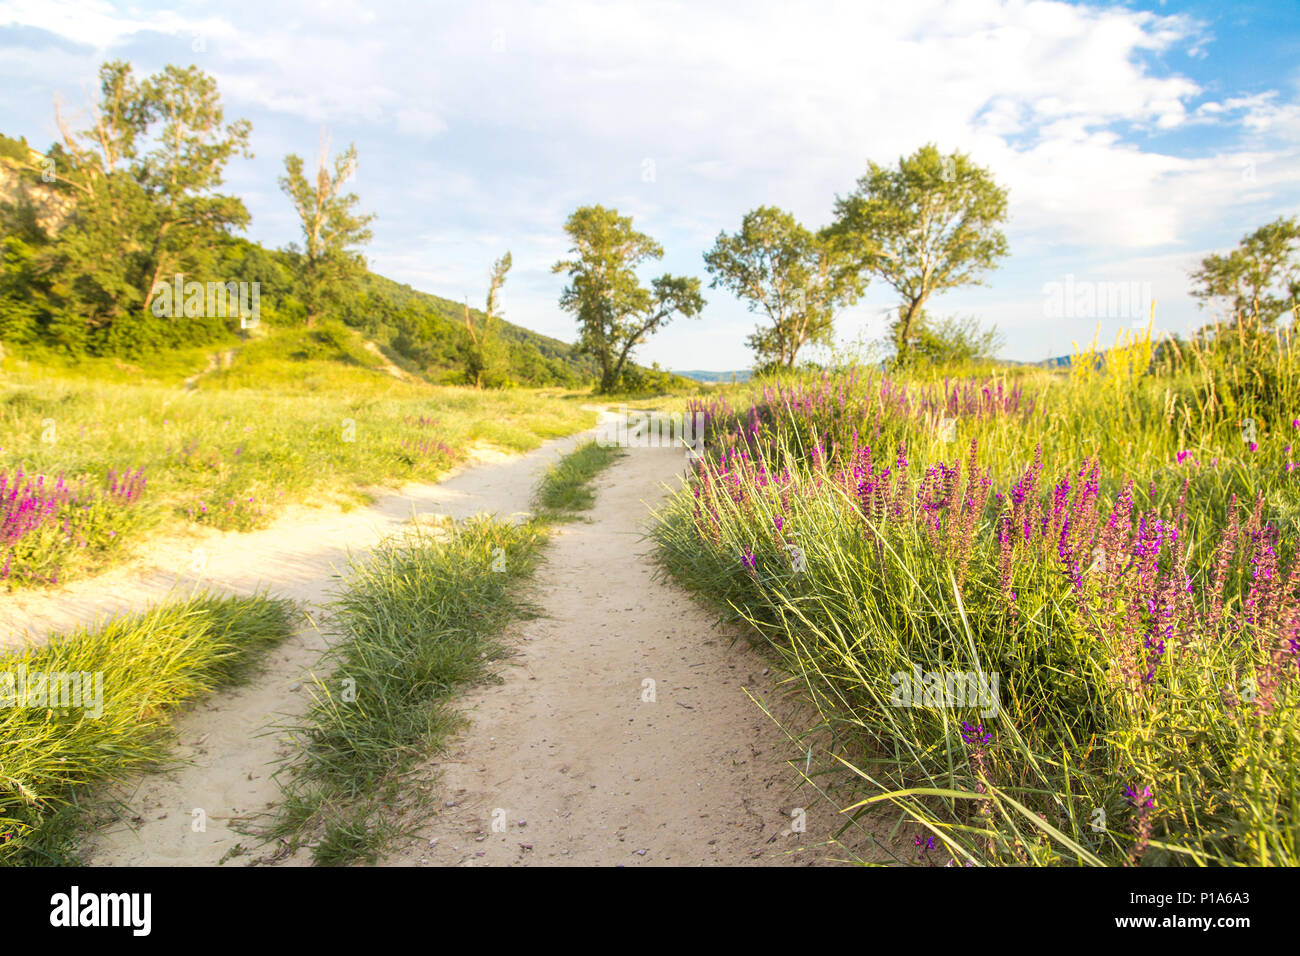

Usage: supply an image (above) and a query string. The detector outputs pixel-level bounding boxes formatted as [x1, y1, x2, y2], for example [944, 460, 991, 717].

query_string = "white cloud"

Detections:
[1, 0, 1297, 367]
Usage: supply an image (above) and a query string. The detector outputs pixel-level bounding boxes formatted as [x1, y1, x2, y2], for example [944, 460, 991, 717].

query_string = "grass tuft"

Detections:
[264, 438, 622, 864]
[0, 593, 297, 866]
[534, 440, 623, 517]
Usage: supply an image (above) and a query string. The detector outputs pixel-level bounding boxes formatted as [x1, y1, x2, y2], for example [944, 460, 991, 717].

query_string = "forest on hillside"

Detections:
[0, 67, 639, 389]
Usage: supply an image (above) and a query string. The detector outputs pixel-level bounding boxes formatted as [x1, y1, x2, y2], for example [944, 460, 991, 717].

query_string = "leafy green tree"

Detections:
[279, 138, 374, 326]
[828, 143, 1009, 360]
[908, 313, 1004, 366]
[465, 251, 512, 387]
[1180, 217, 1300, 428]
[703, 206, 861, 369]
[135, 65, 253, 310]
[0, 61, 251, 351]
[552, 205, 704, 392]
[1190, 216, 1299, 329]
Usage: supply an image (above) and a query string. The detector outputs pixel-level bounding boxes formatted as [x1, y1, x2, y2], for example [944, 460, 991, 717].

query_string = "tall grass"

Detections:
[534, 440, 623, 516]
[0, 346, 596, 589]
[266, 440, 621, 864]
[652, 352, 1300, 867]
[0, 593, 297, 866]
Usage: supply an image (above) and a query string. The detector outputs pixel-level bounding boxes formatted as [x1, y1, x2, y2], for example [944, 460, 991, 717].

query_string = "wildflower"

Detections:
[962, 720, 996, 859]
[961, 721, 991, 745]
[1124, 784, 1155, 866]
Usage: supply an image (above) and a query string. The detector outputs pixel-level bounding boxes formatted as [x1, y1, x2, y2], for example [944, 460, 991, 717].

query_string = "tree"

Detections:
[134, 65, 253, 311]
[465, 251, 512, 387]
[827, 144, 1009, 360]
[1190, 216, 1299, 330]
[552, 205, 704, 392]
[909, 313, 1004, 365]
[703, 206, 861, 369]
[2, 61, 251, 347]
[279, 135, 374, 326]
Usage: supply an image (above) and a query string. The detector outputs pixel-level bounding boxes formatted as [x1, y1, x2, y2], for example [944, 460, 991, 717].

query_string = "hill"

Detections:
[0, 131, 667, 390]
[345, 269, 600, 386]
[674, 369, 753, 383]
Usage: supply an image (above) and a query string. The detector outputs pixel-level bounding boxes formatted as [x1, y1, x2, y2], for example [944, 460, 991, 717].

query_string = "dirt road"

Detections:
[5, 426, 889, 865]
[381, 444, 886, 866]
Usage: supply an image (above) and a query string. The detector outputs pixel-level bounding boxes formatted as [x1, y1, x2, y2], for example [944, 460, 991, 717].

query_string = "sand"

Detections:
[380, 442, 892, 866]
[4, 416, 894, 866]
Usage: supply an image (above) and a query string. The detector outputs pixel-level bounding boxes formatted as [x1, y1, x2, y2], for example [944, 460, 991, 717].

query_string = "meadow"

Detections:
[0, 325, 596, 589]
[652, 324, 1300, 866]
[0, 435, 621, 867]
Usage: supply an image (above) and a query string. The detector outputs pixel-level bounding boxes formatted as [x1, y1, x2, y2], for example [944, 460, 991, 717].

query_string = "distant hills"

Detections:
[674, 369, 753, 383]
[0, 130, 666, 389]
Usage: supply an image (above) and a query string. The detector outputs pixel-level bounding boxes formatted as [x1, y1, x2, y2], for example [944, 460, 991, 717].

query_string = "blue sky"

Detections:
[1, 0, 1298, 370]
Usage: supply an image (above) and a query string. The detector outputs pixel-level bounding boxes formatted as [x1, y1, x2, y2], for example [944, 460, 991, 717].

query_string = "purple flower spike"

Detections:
[961, 721, 992, 745]
[1124, 784, 1155, 809]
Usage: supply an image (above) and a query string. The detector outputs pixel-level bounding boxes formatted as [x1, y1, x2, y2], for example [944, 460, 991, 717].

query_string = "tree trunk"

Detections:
[896, 299, 923, 354]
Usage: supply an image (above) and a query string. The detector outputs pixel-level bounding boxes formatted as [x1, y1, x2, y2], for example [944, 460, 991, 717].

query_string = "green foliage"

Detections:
[0, 593, 296, 865]
[654, 355, 1300, 867]
[534, 440, 623, 516]
[828, 143, 1010, 358]
[1190, 216, 1300, 329]
[278, 142, 375, 325]
[0, 65, 663, 388]
[704, 205, 862, 368]
[0, 132, 32, 163]
[0, 352, 597, 589]
[265, 439, 620, 864]
[904, 313, 1004, 367]
[1171, 320, 1300, 434]
[464, 252, 513, 387]
[553, 204, 705, 392]
[0, 60, 251, 354]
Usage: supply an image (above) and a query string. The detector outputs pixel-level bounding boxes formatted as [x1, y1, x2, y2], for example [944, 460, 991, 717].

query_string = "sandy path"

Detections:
[6, 419, 895, 866]
[1, 436, 588, 651]
[382, 444, 893, 866]
[0, 424, 602, 866]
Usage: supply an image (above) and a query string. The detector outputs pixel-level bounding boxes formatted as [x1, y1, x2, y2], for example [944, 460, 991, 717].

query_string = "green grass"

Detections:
[0, 593, 297, 866]
[652, 345, 1300, 867]
[1, 328, 598, 588]
[534, 440, 624, 517]
[264, 439, 622, 864]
